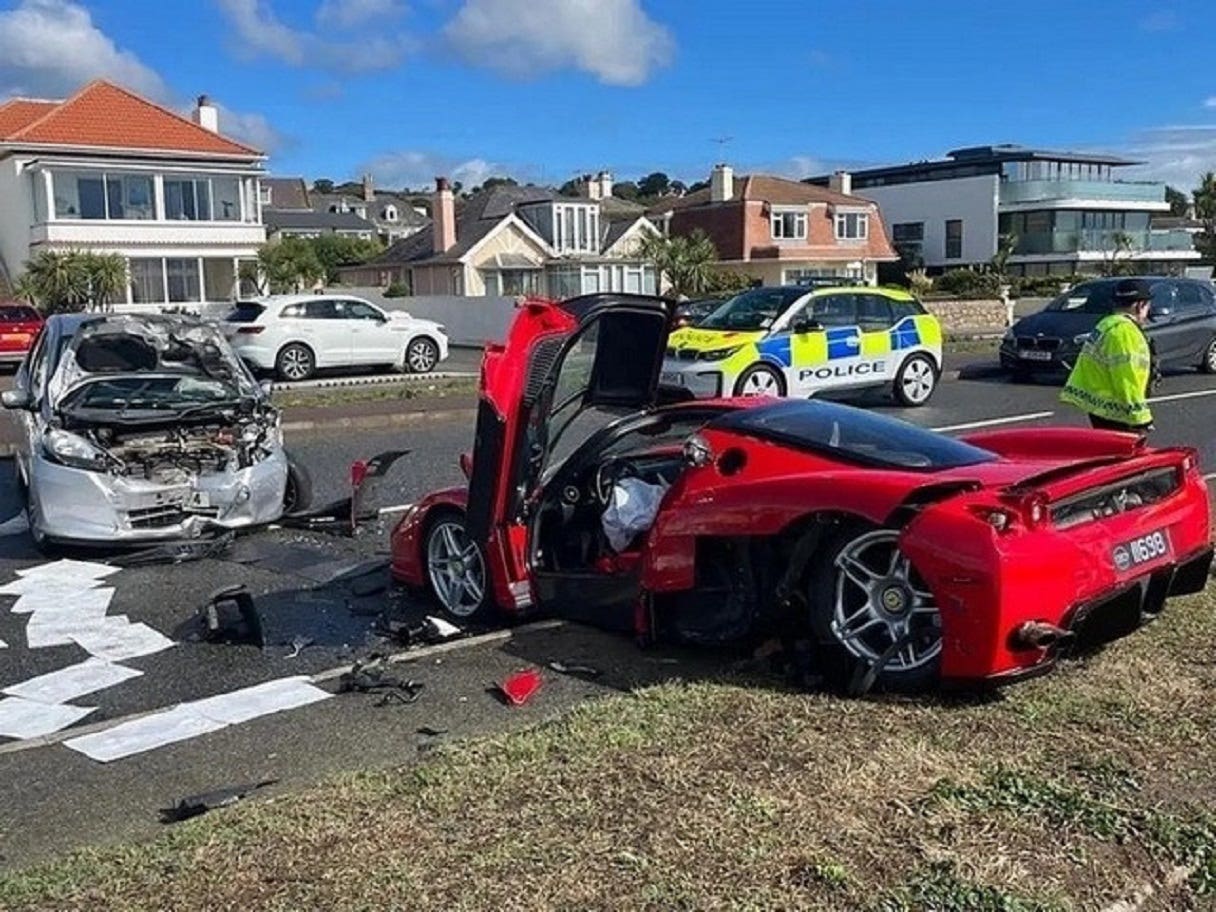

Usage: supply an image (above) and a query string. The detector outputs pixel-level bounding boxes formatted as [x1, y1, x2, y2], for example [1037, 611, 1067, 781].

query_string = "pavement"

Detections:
[2, 351, 1215, 871]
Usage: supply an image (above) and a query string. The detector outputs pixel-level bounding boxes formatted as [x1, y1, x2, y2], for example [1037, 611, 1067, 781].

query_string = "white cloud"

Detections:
[216, 0, 410, 71]
[357, 150, 506, 190]
[443, 0, 673, 86]
[316, 0, 406, 30]
[213, 104, 289, 154]
[1204, 96, 1216, 110]
[1118, 125, 1216, 188]
[0, 0, 166, 98]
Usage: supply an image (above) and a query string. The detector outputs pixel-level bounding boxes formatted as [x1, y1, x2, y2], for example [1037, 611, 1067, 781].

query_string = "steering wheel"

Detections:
[594, 458, 637, 505]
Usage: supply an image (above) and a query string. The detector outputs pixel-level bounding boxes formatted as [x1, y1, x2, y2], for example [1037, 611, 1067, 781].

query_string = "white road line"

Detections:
[1203, 473, 1216, 483]
[931, 411, 1055, 433]
[1148, 388, 1216, 405]
[377, 503, 414, 516]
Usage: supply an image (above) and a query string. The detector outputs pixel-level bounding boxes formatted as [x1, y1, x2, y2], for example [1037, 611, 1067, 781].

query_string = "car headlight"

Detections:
[1072, 333, 1092, 345]
[42, 429, 109, 471]
[698, 346, 742, 362]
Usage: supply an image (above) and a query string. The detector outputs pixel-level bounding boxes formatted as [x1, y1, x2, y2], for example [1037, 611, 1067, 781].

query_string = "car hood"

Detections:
[48, 316, 258, 408]
[1010, 309, 1101, 340]
[667, 326, 764, 353]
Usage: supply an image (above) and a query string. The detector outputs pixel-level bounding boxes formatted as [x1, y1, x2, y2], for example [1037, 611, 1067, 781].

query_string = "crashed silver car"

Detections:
[2, 313, 308, 546]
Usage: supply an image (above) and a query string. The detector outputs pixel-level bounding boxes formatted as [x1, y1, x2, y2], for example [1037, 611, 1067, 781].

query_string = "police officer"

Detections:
[1060, 278, 1154, 434]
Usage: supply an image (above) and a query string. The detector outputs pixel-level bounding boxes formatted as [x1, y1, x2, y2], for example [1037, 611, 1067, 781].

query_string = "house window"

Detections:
[835, 211, 868, 240]
[259, 185, 272, 206]
[212, 177, 241, 221]
[891, 222, 923, 243]
[493, 269, 542, 296]
[383, 205, 398, 222]
[164, 178, 211, 221]
[945, 219, 963, 259]
[771, 209, 808, 241]
[53, 171, 153, 220]
[130, 258, 166, 304]
[166, 258, 201, 302]
[203, 259, 235, 301]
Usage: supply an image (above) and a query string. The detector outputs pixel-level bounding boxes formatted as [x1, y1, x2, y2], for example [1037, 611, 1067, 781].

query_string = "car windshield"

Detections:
[0, 306, 39, 323]
[1045, 282, 1128, 315]
[225, 301, 266, 323]
[62, 375, 238, 412]
[711, 400, 997, 470]
[698, 288, 806, 331]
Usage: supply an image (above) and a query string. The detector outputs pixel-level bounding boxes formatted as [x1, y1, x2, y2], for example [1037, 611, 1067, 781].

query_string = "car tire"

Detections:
[423, 510, 493, 623]
[275, 343, 316, 382]
[283, 452, 313, 515]
[733, 363, 786, 398]
[807, 521, 941, 694]
[1200, 336, 1216, 374]
[405, 337, 440, 374]
[893, 353, 938, 406]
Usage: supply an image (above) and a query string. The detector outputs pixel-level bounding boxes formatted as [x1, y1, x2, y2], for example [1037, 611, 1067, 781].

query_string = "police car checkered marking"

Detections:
[756, 335, 793, 368]
[826, 328, 861, 360]
[889, 317, 921, 351]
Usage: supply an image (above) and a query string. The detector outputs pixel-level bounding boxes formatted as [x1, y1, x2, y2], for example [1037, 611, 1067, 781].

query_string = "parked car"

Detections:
[660, 285, 943, 406]
[1000, 276, 1216, 379]
[389, 293, 1211, 692]
[222, 294, 449, 382]
[0, 302, 43, 366]
[1, 313, 309, 547]
[673, 296, 728, 329]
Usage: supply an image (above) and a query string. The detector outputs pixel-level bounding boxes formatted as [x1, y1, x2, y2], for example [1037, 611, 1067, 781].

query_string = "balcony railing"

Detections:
[999, 179, 1165, 206]
[1012, 228, 1197, 255]
[1148, 229, 1198, 252]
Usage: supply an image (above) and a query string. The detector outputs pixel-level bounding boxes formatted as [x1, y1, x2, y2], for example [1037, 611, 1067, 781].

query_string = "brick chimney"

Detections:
[433, 177, 456, 254]
[362, 173, 374, 203]
[828, 170, 853, 196]
[710, 164, 733, 202]
[192, 95, 218, 132]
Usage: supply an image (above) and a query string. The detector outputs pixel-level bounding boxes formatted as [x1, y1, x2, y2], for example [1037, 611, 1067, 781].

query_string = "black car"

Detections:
[1000, 276, 1216, 379]
[673, 296, 729, 328]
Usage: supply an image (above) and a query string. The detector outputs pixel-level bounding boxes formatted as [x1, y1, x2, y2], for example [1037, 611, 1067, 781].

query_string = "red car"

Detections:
[0, 302, 43, 366]
[390, 293, 1212, 691]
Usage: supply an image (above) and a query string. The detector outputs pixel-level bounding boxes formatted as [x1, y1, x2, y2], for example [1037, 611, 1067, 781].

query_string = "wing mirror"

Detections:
[1149, 304, 1173, 321]
[1, 389, 32, 410]
[459, 452, 472, 479]
[792, 317, 824, 334]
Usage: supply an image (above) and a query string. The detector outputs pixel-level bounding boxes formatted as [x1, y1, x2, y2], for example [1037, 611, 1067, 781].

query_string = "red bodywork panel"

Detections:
[391, 299, 1213, 686]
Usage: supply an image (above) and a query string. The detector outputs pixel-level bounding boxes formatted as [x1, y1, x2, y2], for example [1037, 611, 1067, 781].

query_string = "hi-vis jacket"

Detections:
[1060, 313, 1153, 426]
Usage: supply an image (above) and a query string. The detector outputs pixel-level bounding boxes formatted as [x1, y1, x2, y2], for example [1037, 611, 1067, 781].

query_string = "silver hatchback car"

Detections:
[2, 313, 308, 547]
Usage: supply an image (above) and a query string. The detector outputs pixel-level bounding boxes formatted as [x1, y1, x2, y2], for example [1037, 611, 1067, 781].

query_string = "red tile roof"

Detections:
[648, 173, 869, 214]
[0, 81, 260, 157]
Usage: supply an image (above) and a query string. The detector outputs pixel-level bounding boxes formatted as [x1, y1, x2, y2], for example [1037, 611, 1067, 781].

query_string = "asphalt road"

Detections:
[2, 361, 1215, 871]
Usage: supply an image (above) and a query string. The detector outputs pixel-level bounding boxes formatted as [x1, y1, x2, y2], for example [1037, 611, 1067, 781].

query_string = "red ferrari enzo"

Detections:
[390, 293, 1212, 691]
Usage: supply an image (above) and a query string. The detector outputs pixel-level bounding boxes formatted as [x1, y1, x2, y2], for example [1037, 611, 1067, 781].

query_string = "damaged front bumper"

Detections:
[27, 448, 288, 543]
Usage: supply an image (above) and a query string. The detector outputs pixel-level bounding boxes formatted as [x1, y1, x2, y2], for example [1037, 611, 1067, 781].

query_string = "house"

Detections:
[0, 80, 266, 308]
[311, 175, 429, 245]
[338, 177, 660, 297]
[807, 145, 1202, 278]
[648, 165, 898, 286]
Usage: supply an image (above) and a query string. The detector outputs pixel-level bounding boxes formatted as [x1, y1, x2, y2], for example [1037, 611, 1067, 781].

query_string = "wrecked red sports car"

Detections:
[391, 293, 1212, 691]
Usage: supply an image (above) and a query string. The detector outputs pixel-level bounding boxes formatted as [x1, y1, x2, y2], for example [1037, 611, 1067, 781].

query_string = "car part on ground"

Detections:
[390, 292, 1213, 694]
[2, 314, 295, 546]
[337, 658, 425, 706]
[160, 779, 278, 824]
[278, 450, 408, 536]
[496, 668, 542, 706]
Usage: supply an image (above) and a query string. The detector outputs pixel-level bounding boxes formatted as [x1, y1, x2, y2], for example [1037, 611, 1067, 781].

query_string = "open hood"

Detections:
[465, 293, 673, 544]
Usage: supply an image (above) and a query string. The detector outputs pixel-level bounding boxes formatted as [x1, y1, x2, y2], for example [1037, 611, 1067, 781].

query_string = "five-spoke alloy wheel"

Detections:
[425, 514, 489, 620]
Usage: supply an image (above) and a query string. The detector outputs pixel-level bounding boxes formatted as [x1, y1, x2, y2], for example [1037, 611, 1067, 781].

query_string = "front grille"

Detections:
[127, 505, 186, 529]
[665, 347, 697, 361]
[1050, 467, 1181, 529]
[1016, 336, 1061, 351]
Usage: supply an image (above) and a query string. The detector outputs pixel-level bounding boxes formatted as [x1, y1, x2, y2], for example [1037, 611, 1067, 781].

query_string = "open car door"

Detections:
[464, 294, 673, 612]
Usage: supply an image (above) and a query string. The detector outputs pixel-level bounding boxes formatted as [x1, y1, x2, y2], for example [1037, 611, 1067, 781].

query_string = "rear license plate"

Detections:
[1018, 349, 1054, 362]
[660, 371, 684, 386]
[1112, 529, 1172, 572]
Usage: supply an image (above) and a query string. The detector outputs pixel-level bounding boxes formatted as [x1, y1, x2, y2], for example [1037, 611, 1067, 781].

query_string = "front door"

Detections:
[345, 300, 399, 364]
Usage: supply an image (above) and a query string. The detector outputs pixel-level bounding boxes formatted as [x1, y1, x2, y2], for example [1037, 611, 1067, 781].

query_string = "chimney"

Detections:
[828, 170, 852, 196]
[192, 95, 218, 133]
[362, 173, 374, 203]
[582, 173, 601, 200]
[433, 177, 456, 254]
[595, 171, 613, 200]
[710, 164, 733, 202]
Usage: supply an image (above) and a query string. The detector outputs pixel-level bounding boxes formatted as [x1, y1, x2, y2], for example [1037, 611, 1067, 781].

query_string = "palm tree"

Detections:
[638, 228, 719, 299]
[81, 253, 128, 311]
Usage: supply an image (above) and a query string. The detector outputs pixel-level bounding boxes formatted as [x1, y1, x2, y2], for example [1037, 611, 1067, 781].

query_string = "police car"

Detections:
[659, 285, 943, 406]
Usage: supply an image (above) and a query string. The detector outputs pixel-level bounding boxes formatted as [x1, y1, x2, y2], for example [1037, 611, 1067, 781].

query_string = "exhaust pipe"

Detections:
[1011, 621, 1074, 651]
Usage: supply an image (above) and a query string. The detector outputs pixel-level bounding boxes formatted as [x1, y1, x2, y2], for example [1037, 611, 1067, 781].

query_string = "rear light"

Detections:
[236, 326, 265, 334]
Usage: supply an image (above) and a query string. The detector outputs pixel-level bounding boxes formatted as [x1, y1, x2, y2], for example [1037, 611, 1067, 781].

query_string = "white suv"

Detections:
[223, 294, 449, 381]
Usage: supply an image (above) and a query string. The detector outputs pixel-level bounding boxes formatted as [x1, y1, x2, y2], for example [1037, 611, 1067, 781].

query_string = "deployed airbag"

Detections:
[602, 477, 668, 552]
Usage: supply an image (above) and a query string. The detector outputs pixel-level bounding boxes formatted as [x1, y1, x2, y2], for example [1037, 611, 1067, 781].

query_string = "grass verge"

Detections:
[1, 589, 1213, 911]
[272, 375, 478, 409]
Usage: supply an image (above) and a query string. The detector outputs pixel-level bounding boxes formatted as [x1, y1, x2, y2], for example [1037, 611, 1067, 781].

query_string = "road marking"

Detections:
[1204, 473, 1216, 483]
[932, 411, 1055, 433]
[1148, 388, 1216, 404]
[378, 503, 413, 516]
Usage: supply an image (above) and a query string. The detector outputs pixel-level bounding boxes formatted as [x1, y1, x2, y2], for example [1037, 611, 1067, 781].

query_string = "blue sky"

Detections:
[2, 0, 1215, 190]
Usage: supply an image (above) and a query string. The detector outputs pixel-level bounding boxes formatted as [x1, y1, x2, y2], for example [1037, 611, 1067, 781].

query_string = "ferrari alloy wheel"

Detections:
[425, 515, 489, 620]
[1201, 336, 1216, 374]
[893, 354, 937, 406]
[809, 524, 941, 692]
[406, 337, 440, 374]
[734, 363, 786, 398]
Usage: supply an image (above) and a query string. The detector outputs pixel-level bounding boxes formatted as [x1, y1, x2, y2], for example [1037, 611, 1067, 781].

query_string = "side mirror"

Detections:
[459, 452, 473, 479]
[1149, 305, 1173, 321]
[792, 318, 823, 334]
[1, 389, 32, 410]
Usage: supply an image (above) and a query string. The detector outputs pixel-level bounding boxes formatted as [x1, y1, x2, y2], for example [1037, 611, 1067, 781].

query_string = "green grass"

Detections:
[1, 587, 1214, 911]
[271, 375, 478, 409]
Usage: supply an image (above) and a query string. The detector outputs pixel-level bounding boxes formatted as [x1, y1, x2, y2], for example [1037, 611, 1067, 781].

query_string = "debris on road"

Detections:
[496, 668, 542, 706]
[280, 450, 410, 536]
[547, 661, 601, 679]
[416, 725, 447, 737]
[337, 658, 424, 706]
[109, 533, 235, 568]
[160, 778, 278, 824]
[199, 585, 264, 647]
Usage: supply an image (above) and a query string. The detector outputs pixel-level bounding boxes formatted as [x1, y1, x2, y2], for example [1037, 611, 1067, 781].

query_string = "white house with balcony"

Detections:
[808, 145, 1201, 278]
[0, 80, 266, 307]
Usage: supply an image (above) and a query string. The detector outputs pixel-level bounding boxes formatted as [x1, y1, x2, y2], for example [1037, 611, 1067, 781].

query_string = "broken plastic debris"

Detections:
[425, 616, 462, 640]
[338, 658, 424, 706]
[160, 779, 278, 824]
[496, 669, 542, 706]
[548, 661, 602, 679]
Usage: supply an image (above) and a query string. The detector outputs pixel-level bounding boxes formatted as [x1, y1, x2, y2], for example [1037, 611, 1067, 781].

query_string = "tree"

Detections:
[1165, 185, 1190, 217]
[480, 176, 518, 191]
[989, 232, 1018, 280]
[15, 250, 127, 314]
[638, 228, 719, 299]
[613, 181, 640, 201]
[256, 237, 324, 293]
[310, 234, 383, 283]
[1193, 171, 1216, 261]
[1099, 231, 1135, 276]
[686, 180, 710, 194]
[637, 171, 671, 198]
[312, 179, 335, 194]
[558, 176, 587, 198]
